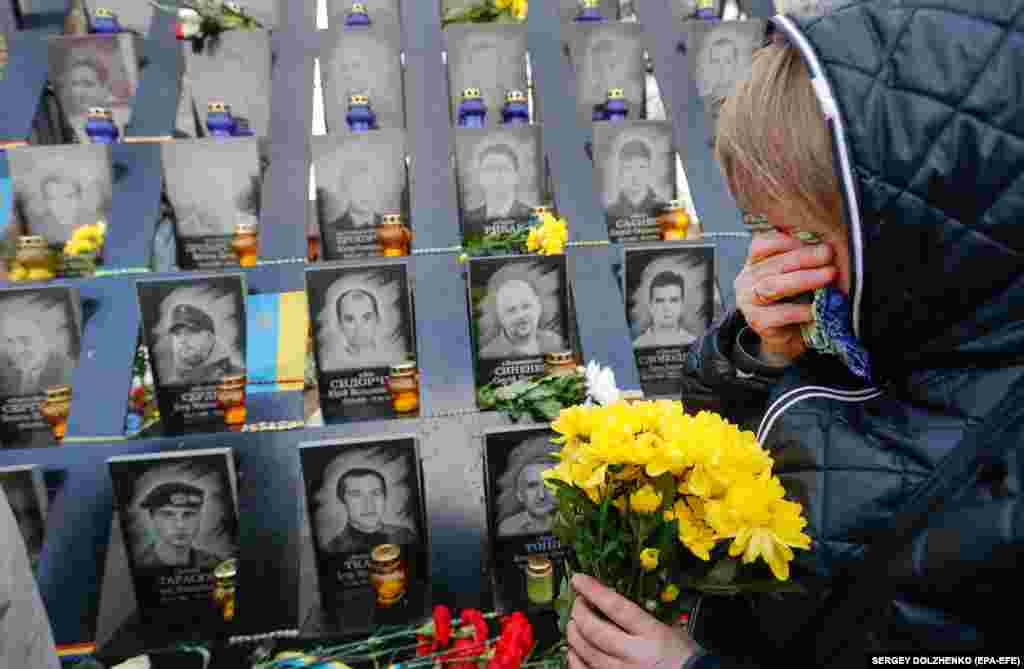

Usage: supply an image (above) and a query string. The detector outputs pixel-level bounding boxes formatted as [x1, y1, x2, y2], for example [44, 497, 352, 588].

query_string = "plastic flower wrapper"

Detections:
[543, 386, 814, 629]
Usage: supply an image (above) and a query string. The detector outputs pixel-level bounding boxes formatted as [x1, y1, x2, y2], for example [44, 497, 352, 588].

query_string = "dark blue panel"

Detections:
[0, 30, 49, 139]
[743, 0, 778, 18]
[410, 254, 477, 415]
[64, 277, 141, 441]
[124, 12, 181, 138]
[400, 0, 462, 250]
[106, 143, 162, 271]
[636, 0, 749, 309]
[244, 260, 305, 294]
[16, 0, 64, 32]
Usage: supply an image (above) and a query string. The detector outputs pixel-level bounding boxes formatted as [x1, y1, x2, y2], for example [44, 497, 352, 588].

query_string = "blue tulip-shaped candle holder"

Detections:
[501, 90, 530, 125]
[345, 2, 371, 26]
[604, 88, 628, 122]
[85, 108, 119, 144]
[206, 101, 237, 137]
[575, 0, 606, 23]
[91, 7, 122, 33]
[346, 94, 377, 132]
[458, 88, 487, 128]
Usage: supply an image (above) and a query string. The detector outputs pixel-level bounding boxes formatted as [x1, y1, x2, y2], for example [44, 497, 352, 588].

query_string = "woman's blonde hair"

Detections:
[714, 40, 843, 230]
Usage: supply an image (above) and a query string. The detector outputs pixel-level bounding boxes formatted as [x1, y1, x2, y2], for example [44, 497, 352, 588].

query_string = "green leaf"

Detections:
[707, 557, 739, 585]
[556, 570, 576, 634]
[534, 398, 565, 421]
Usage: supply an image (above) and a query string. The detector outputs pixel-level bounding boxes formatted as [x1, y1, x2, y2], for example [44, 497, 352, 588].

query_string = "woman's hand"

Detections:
[735, 231, 836, 364]
[567, 574, 698, 669]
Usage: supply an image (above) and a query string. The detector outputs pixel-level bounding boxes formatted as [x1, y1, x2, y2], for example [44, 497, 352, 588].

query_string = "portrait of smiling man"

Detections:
[480, 275, 565, 360]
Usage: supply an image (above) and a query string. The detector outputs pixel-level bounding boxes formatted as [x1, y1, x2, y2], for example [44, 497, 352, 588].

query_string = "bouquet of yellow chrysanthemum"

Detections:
[544, 363, 812, 627]
[460, 210, 567, 261]
[61, 221, 107, 277]
[442, 0, 526, 26]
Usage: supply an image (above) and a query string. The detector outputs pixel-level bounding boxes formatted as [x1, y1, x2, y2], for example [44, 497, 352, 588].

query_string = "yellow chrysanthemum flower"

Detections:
[552, 404, 593, 445]
[494, 0, 512, 10]
[512, 0, 527, 20]
[630, 484, 662, 514]
[540, 235, 564, 255]
[526, 226, 542, 252]
[9, 265, 28, 281]
[639, 548, 660, 571]
[661, 584, 680, 603]
[26, 268, 54, 280]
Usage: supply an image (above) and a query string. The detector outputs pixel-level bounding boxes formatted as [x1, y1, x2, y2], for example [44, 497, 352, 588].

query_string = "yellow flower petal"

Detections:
[639, 548, 660, 572]
[630, 484, 662, 514]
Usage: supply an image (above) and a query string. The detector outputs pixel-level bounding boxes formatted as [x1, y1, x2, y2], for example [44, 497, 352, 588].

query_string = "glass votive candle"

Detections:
[213, 558, 237, 622]
[40, 385, 72, 442]
[16, 236, 55, 281]
[377, 213, 412, 257]
[526, 555, 554, 605]
[370, 543, 407, 608]
[232, 222, 258, 267]
[216, 374, 247, 430]
[657, 200, 691, 241]
[387, 362, 419, 414]
[544, 351, 577, 377]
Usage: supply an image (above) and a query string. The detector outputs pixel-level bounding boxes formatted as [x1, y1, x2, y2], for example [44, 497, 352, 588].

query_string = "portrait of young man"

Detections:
[607, 140, 669, 220]
[325, 467, 417, 554]
[632, 270, 699, 348]
[456, 128, 541, 241]
[463, 144, 534, 234]
[0, 288, 80, 400]
[135, 482, 225, 569]
[688, 20, 765, 130]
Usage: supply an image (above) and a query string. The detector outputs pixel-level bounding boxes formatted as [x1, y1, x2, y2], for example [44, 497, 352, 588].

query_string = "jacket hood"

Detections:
[772, 0, 1024, 384]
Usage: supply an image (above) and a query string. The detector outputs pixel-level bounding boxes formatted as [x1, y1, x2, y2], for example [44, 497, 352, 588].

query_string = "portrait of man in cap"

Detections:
[325, 467, 416, 555]
[166, 303, 243, 385]
[494, 434, 559, 538]
[135, 481, 224, 569]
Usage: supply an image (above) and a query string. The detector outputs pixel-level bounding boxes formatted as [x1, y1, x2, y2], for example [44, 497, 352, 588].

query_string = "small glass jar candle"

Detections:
[657, 200, 691, 240]
[40, 385, 72, 442]
[605, 89, 628, 122]
[347, 94, 377, 132]
[531, 204, 554, 222]
[232, 222, 258, 267]
[575, 0, 606, 22]
[370, 543, 407, 608]
[213, 558, 237, 622]
[85, 107, 119, 144]
[206, 101, 237, 138]
[387, 362, 420, 414]
[695, 0, 720, 21]
[502, 90, 530, 125]
[526, 555, 554, 605]
[377, 213, 412, 257]
[458, 88, 487, 128]
[345, 2, 371, 26]
[15, 236, 56, 281]
[544, 351, 577, 377]
[91, 7, 122, 33]
[216, 374, 247, 431]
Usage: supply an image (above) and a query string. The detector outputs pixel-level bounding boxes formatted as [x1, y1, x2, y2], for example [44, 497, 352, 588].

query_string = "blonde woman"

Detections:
[566, 1, 1024, 667]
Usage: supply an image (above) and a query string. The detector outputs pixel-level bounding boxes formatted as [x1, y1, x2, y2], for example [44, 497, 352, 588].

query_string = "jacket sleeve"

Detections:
[0, 489, 60, 669]
[682, 309, 788, 432]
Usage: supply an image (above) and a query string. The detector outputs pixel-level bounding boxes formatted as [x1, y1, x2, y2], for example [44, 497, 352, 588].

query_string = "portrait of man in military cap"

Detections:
[136, 481, 225, 569]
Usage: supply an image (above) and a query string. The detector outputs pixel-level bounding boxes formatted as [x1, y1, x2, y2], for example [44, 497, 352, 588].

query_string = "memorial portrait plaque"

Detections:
[623, 243, 714, 398]
[48, 34, 142, 143]
[306, 261, 415, 422]
[0, 286, 81, 449]
[445, 24, 527, 129]
[313, 130, 407, 261]
[454, 126, 542, 244]
[300, 436, 428, 629]
[175, 31, 272, 139]
[686, 19, 766, 134]
[162, 138, 261, 270]
[108, 448, 239, 629]
[593, 121, 676, 243]
[87, 1, 156, 37]
[136, 274, 247, 435]
[0, 465, 49, 573]
[568, 23, 646, 124]
[329, 0, 402, 31]
[559, 0, 618, 22]
[669, 0, 724, 23]
[484, 426, 570, 612]
[468, 255, 571, 391]
[7, 144, 112, 246]
[321, 26, 405, 133]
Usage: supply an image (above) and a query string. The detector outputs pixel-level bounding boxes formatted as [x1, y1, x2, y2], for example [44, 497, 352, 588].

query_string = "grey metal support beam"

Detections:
[124, 11, 181, 138]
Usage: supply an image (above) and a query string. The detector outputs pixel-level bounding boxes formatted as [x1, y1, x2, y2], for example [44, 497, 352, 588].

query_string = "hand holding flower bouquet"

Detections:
[543, 364, 813, 629]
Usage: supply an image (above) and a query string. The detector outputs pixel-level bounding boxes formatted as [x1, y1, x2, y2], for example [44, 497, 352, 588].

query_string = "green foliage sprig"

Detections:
[477, 370, 587, 422]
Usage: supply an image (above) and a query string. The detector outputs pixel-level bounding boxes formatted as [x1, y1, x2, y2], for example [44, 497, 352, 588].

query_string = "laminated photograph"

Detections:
[0, 465, 49, 573]
[174, 30, 272, 139]
[162, 138, 261, 270]
[329, 0, 401, 31]
[685, 19, 767, 136]
[468, 255, 571, 391]
[593, 121, 676, 243]
[445, 24, 527, 128]
[312, 130, 407, 261]
[108, 448, 239, 629]
[136, 274, 247, 435]
[320, 26, 405, 133]
[0, 286, 81, 449]
[48, 33, 142, 143]
[567, 22, 646, 124]
[306, 261, 415, 422]
[6, 144, 112, 246]
[300, 436, 428, 629]
[86, 1, 156, 36]
[484, 427, 570, 612]
[623, 243, 714, 397]
[454, 126, 542, 244]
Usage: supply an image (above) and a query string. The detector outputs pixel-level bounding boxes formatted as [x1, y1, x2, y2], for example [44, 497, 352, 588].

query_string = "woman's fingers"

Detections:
[570, 592, 634, 658]
[571, 573, 660, 637]
[748, 242, 833, 281]
[746, 230, 806, 264]
[753, 266, 836, 304]
[567, 621, 620, 669]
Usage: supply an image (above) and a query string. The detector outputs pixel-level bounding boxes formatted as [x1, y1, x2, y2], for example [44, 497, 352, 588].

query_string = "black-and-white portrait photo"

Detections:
[0, 466, 48, 572]
[48, 34, 141, 143]
[162, 138, 261, 269]
[669, 0, 723, 23]
[489, 432, 559, 538]
[87, 1, 155, 37]
[625, 244, 714, 397]
[174, 31, 272, 139]
[308, 263, 413, 373]
[313, 130, 407, 261]
[446, 24, 527, 128]
[594, 121, 676, 243]
[0, 286, 81, 399]
[330, 0, 401, 31]
[321, 26, 405, 133]
[568, 23, 646, 123]
[687, 19, 766, 128]
[455, 126, 542, 241]
[137, 276, 247, 389]
[7, 144, 112, 245]
[301, 440, 422, 557]
[560, 0, 618, 22]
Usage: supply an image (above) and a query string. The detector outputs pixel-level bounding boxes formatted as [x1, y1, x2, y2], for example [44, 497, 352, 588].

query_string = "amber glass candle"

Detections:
[377, 213, 412, 257]
[657, 200, 691, 241]
[16, 236, 56, 281]
[526, 555, 554, 604]
[544, 351, 577, 377]
[370, 543, 407, 607]
[232, 222, 258, 267]
[388, 362, 420, 414]
[41, 385, 72, 442]
[213, 558, 237, 622]
[216, 374, 247, 430]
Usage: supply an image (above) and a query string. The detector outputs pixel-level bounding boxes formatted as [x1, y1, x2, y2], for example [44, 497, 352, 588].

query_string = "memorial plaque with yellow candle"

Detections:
[483, 426, 572, 612]
[136, 274, 247, 436]
[298, 436, 429, 632]
[0, 285, 82, 449]
[622, 243, 715, 398]
[305, 260, 416, 423]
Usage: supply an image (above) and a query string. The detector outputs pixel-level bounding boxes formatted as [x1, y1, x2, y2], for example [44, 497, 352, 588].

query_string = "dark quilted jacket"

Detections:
[684, 0, 1024, 663]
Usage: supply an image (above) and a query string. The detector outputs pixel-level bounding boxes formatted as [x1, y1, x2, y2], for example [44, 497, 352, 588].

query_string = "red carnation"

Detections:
[487, 612, 534, 669]
[460, 608, 489, 643]
[433, 604, 453, 646]
[445, 637, 485, 669]
[415, 633, 437, 656]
